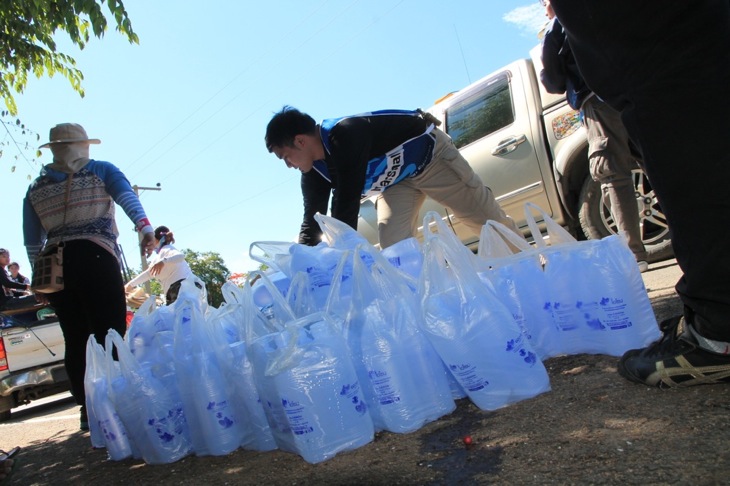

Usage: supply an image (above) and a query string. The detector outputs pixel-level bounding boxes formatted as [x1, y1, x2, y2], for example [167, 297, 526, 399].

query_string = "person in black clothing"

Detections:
[548, 0, 730, 387]
[265, 107, 518, 248]
[0, 248, 35, 310]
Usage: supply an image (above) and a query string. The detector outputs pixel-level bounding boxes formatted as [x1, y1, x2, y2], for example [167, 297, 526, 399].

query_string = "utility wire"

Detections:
[156, 0, 404, 185]
[126, 0, 335, 178]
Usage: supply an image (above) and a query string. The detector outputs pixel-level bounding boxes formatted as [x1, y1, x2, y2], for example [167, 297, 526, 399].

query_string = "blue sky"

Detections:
[2, 1, 547, 276]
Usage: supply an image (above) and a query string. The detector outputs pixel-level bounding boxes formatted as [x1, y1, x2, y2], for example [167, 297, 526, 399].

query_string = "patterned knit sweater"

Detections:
[23, 160, 152, 263]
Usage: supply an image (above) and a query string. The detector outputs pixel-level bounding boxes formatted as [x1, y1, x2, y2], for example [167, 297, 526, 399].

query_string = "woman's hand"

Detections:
[149, 261, 165, 277]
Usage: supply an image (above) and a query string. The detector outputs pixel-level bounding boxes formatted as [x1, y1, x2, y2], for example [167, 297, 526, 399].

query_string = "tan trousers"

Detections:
[375, 128, 518, 248]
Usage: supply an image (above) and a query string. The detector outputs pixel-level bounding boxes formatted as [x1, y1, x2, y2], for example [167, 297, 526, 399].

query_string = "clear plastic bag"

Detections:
[419, 212, 551, 411]
[524, 202, 660, 356]
[105, 330, 192, 464]
[172, 280, 247, 456]
[249, 312, 374, 463]
[476, 220, 563, 359]
[344, 244, 455, 433]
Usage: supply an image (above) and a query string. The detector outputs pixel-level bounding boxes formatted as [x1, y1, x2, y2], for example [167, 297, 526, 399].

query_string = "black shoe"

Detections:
[618, 316, 730, 388]
[79, 405, 89, 432]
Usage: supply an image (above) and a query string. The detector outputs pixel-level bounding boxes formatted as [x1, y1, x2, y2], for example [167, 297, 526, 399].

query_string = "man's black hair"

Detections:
[265, 106, 317, 152]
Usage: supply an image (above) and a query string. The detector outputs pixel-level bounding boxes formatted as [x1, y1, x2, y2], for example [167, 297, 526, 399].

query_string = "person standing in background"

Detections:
[540, 0, 648, 272]
[24, 123, 156, 429]
[548, 0, 730, 387]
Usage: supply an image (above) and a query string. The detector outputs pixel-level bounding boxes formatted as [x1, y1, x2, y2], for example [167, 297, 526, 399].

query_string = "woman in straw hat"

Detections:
[23, 123, 157, 431]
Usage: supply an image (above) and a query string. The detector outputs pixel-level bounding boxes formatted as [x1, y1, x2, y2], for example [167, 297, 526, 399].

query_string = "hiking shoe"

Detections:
[79, 405, 89, 432]
[618, 316, 730, 388]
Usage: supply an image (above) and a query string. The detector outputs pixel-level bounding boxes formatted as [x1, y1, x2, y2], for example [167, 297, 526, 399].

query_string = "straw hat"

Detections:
[39, 123, 101, 148]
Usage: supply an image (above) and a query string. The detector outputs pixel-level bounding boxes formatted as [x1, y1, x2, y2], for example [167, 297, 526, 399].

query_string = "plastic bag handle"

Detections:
[249, 270, 296, 325]
[524, 202, 576, 247]
[248, 241, 295, 271]
[324, 249, 352, 319]
[314, 212, 367, 248]
[137, 294, 157, 317]
[104, 329, 143, 391]
[221, 281, 241, 305]
[478, 220, 533, 258]
[422, 211, 461, 246]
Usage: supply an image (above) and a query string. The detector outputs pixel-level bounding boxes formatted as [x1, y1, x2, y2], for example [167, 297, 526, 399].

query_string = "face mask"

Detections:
[47, 142, 91, 173]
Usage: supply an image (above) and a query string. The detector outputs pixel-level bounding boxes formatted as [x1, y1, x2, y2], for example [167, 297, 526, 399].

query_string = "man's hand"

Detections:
[140, 232, 156, 257]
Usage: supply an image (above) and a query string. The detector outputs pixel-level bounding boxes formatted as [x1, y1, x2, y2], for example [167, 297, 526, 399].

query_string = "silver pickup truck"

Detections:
[357, 46, 673, 262]
[0, 304, 68, 421]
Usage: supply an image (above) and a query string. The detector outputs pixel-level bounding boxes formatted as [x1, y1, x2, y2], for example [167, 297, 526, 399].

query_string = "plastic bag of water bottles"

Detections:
[524, 202, 660, 356]
[419, 212, 551, 411]
[314, 212, 371, 249]
[343, 243, 455, 433]
[105, 330, 192, 464]
[476, 220, 563, 360]
[210, 281, 278, 452]
[248, 312, 374, 464]
[84, 336, 126, 454]
[172, 279, 248, 456]
[287, 242, 348, 311]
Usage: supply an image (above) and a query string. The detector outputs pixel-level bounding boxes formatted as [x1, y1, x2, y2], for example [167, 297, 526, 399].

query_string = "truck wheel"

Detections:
[578, 171, 674, 264]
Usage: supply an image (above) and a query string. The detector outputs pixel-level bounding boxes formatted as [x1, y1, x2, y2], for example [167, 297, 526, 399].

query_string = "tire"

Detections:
[578, 170, 674, 263]
[0, 409, 10, 422]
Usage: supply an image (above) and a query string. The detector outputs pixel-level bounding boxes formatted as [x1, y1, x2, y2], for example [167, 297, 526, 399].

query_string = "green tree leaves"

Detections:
[183, 249, 231, 308]
[0, 0, 138, 116]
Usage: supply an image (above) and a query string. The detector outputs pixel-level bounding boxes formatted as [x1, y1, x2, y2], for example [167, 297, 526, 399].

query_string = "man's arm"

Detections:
[327, 118, 370, 230]
[540, 18, 568, 94]
[299, 170, 331, 246]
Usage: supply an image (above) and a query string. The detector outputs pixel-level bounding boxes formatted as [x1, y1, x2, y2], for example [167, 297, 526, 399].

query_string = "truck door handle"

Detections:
[491, 134, 527, 156]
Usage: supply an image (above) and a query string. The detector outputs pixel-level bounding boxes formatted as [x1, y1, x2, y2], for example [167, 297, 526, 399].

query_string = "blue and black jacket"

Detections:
[299, 109, 436, 245]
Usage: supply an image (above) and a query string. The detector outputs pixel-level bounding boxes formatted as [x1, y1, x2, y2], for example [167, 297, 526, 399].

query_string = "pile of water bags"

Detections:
[84, 204, 660, 465]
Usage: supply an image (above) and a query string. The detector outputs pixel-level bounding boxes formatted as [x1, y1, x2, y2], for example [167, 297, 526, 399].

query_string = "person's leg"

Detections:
[376, 183, 426, 249]
[50, 240, 127, 407]
[551, 0, 730, 386]
[583, 98, 647, 263]
[412, 128, 518, 237]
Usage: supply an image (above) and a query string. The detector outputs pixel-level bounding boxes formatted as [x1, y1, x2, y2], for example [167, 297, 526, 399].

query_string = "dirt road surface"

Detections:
[2, 259, 729, 485]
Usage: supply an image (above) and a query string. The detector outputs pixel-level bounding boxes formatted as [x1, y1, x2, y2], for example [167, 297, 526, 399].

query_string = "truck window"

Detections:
[445, 72, 515, 149]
